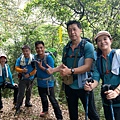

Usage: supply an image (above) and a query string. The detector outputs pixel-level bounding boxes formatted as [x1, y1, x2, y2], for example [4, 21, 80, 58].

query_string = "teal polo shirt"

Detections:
[62, 40, 94, 89]
[92, 50, 120, 107]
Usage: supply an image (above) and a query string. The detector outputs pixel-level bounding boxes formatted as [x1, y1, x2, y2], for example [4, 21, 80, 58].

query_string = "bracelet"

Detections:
[116, 87, 120, 92]
[114, 89, 119, 95]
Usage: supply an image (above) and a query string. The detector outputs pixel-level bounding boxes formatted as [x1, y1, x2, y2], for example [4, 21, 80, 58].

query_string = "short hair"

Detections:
[21, 45, 31, 50]
[66, 20, 82, 30]
[35, 41, 44, 48]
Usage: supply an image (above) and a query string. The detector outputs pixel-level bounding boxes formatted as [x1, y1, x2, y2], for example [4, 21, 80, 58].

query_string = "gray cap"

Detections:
[94, 31, 112, 41]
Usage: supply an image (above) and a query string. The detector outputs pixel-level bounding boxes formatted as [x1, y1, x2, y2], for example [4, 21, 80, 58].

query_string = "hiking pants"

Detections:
[38, 87, 63, 119]
[103, 105, 120, 120]
[65, 85, 100, 120]
[0, 82, 18, 108]
[16, 79, 33, 108]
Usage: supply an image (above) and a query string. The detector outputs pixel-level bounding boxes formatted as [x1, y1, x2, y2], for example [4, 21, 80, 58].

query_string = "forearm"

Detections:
[114, 84, 120, 95]
[15, 66, 23, 73]
[29, 69, 36, 76]
[73, 65, 90, 74]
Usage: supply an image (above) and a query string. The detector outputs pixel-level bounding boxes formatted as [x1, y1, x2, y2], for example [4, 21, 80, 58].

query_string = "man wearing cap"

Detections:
[84, 31, 120, 120]
[0, 53, 18, 112]
[15, 45, 36, 114]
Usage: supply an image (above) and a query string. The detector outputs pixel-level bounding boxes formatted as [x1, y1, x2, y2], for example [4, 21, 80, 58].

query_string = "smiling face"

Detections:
[0, 56, 7, 65]
[96, 35, 112, 52]
[22, 48, 31, 58]
[35, 43, 45, 56]
[67, 24, 82, 42]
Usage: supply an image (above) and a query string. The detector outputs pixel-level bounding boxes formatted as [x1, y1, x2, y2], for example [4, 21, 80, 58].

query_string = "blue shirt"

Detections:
[0, 64, 14, 85]
[62, 40, 94, 89]
[35, 54, 54, 88]
[15, 57, 35, 80]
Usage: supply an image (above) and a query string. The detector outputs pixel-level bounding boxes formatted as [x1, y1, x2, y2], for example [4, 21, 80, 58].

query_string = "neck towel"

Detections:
[111, 49, 120, 75]
[20, 54, 33, 66]
[0, 64, 8, 77]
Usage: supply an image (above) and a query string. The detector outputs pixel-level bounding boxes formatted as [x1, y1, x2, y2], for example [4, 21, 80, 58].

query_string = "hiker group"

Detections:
[0, 20, 120, 120]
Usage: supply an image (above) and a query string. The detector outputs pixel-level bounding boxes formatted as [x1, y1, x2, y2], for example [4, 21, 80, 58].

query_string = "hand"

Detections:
[24, 73, 30, 78]
[23, 68, 28, 73]
[13, 83, 18, 87]
[46, 64, 53, 74]
[60, 64, 71, 76]
[84, 81, 93, 91]
[104, 90, 119, 100]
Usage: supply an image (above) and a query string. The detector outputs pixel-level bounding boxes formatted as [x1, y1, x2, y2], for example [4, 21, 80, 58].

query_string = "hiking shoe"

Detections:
[25, 103, 32, 107]
[40, 111, 48, 117]
[14, 108, 21, 116]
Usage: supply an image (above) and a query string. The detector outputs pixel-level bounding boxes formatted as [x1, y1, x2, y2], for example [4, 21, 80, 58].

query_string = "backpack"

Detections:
[63, 38, 95, 77]
[96, 49, 115, 83]
[34, 48, 57, 67]
[34, 51, 56, 81]
[45, 48, 57, 66]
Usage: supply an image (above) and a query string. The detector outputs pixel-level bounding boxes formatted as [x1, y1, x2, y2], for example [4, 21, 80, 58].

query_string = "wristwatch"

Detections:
[71, 68, 75, 74]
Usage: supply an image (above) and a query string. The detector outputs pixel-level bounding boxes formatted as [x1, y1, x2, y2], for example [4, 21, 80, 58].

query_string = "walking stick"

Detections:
[85, 91, 89, 120]
[83, 77, 94, 120]
[102, 84, 115, 120]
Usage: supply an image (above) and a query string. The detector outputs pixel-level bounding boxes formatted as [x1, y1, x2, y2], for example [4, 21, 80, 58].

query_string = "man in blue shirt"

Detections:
[15, 45, 36, 113]
[34, 41, 63, 120]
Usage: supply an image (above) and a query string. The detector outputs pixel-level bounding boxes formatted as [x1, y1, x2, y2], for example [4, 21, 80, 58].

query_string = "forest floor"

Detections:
[0, 96, 85, 120]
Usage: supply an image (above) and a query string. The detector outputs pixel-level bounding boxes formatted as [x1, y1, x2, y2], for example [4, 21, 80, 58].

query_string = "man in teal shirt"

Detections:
[47, 20, 99, 120]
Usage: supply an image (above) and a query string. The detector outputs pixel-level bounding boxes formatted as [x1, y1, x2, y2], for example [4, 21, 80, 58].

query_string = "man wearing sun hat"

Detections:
[0, 53, 18, 112]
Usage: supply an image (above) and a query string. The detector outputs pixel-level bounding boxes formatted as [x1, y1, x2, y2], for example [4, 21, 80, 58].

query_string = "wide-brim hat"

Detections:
[94, 31, 112, 41]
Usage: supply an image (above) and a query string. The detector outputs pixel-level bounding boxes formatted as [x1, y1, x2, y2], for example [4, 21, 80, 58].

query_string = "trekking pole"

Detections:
[85, 91, 89, 120]
[110, 100, 115, 120]
[83, 77, 94, 120]
[102, 84, 115, 120]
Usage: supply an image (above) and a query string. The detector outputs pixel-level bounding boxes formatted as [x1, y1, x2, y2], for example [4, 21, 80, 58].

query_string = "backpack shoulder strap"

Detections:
[44, 53, 49, 65]
[109, 49, 116, 64]
[96, 50, 116, 82]
[79, 38, 87, 57]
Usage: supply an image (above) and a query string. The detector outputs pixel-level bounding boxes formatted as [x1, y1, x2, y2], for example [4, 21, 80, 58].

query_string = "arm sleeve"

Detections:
[15, 57, 23, 73]
[29, 68, 36, 76]
[15, 66, 23, 73]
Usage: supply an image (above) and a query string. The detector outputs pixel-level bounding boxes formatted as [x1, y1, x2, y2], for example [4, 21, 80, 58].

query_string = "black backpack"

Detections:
[63, 38, 95, 77]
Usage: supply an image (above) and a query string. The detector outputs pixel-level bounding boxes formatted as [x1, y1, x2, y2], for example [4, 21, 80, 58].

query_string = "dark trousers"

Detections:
[38, 87, 63, 119]
[16, 79, 33, 108]
[103, 105, 120, 120]
[0, 82, 18, 109]
[65, 85, 100, 120]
